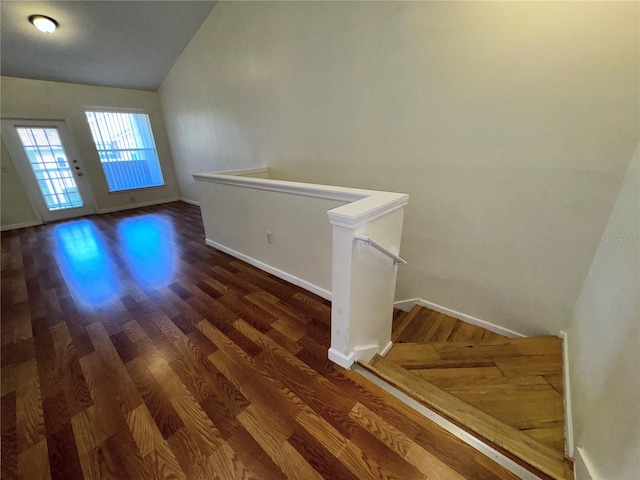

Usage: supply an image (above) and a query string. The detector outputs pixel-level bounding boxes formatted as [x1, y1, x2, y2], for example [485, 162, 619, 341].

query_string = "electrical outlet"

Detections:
[266, 231, 273, 245]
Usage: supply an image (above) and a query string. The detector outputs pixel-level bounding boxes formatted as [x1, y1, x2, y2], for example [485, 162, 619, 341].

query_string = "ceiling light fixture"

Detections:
[29, 15, 58, 34]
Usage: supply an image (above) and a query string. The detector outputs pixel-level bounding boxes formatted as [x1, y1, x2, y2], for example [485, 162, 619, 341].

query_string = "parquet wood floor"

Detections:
[389, 308, 564, 451]
[369, 306, 569, 479]
[1, 202, 520, 480]
[392, 306, 507, 344]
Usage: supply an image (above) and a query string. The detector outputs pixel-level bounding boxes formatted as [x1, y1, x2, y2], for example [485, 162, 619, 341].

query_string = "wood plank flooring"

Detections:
[1, 201, 520, 480]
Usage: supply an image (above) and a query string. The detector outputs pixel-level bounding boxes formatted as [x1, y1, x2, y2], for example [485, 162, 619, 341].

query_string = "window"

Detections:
[85, 111, 164, 192]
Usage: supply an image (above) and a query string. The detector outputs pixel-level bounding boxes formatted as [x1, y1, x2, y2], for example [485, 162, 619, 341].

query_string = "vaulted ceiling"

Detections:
[1, 1, 216, 91]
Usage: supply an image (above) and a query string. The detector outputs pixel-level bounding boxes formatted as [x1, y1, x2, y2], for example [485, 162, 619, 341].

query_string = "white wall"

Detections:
[196, 178, 344, 297]
[568, 144, 639, 480]
[1, 137, 38, 228]
[159, 1, 639, 337]
[1, 76, 180, 227]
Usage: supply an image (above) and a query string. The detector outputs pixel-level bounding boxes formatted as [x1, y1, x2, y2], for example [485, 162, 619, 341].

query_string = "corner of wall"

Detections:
[564, 140, 640, 480]
[1, 136, 39, 227]
[574, 447, 598, 480]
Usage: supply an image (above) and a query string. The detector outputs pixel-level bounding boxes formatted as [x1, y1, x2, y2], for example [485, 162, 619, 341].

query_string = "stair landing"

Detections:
[362, 306, 571, 479]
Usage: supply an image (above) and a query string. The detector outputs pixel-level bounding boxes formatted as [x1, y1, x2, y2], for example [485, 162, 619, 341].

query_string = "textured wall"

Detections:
[569, 144, 639, 480]
[159, 1, 639, 337]
[1, 137, 38, 228]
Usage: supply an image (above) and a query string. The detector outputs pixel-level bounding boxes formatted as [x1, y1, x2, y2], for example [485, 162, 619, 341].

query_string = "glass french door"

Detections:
[2, 119, 96, 222]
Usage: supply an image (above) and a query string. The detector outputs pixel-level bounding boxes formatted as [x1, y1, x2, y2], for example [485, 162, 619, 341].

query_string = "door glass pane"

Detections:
[16, 127, 84, 211]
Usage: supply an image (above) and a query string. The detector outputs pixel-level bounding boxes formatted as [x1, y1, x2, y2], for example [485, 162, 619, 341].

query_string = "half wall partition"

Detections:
[194, 167, 408, 368]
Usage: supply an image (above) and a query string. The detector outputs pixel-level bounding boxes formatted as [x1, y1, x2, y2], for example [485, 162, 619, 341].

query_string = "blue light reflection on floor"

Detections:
[54, 220, 121, 306]
[117, 215, 176, 289]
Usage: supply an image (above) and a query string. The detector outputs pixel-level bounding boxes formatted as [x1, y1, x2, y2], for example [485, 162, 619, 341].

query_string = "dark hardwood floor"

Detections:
[1, 201, 520, 479]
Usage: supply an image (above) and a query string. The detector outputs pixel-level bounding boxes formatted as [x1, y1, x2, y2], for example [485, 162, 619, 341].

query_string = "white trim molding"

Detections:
[0, 219, 42, 231]
[193, 170, 365, 202]
[192, 170, 408, 229]
[180, 197, 200, 206]
[205, 238, 331, 301]
[1, 198, 181, 230]
[328, 348, 355, 369]
[207, 167, 269, 177]
[343, 340, 391, 366]
[353, 342, 392, 363]
[394, 298, 526, 338]
[559, 330, 574, 458]
[328, 193, 408, 229]
[575, 447, 598, 480]
[97, 197, 181, 214]
[353, 345, 380, 363]
[379, 340, 393, 356]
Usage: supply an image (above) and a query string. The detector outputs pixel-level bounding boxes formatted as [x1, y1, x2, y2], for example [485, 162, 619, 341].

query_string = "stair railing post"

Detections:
[327, 199, 407, 368]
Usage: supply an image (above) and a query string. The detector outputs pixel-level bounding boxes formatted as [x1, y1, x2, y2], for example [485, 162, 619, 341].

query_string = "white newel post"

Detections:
[327, 195, 408, 369]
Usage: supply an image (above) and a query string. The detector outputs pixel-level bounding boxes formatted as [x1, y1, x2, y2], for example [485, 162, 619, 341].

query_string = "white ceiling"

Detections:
[1, 1, 216, 91]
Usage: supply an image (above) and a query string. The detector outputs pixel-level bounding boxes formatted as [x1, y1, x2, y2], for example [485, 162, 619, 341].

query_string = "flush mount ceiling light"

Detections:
[29, 15, 58, 34]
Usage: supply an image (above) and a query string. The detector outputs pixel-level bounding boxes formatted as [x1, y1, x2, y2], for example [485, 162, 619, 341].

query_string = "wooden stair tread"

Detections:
[360, 354, 567, 480]
[385, 342, 520, 368]
[386, 337, 562, 371]
[390, 336, 562, 353]
[384, 334, 565, 450]
[383, 305, 569, 475]
[393, 306, 511, 344]
[508, 336, 563, 355]
[391, 304, 422, 342]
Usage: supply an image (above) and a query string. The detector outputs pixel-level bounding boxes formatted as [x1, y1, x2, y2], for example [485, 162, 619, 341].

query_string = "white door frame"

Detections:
[1, 118, 98, 223]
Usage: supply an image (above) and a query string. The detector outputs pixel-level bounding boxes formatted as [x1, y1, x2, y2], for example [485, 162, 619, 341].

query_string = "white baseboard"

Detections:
[328, 348, 354, 369]
[204, 238, 332, 301]
[2, 198, 181, 229]
[394, 299, 421, 312]
[335, 341, 392, 367]
[575, 447, 598, 480]
[353, 345, 380, 363]
[0, 219, 42, 231]
[180, 197, 200, 206]
[559, 330, 574, 458]
[98, 197, 181, 214]
[394, 298, 525, 338]
[379, 340, 393, 356]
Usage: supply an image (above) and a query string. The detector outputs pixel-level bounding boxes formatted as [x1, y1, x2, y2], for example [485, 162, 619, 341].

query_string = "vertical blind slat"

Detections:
[85, 111, 164, 192]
